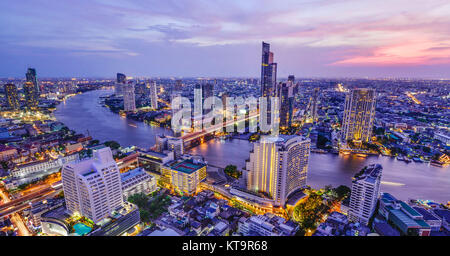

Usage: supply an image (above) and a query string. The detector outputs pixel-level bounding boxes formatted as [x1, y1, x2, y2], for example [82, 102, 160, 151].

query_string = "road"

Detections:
[0, 187, 31, 236]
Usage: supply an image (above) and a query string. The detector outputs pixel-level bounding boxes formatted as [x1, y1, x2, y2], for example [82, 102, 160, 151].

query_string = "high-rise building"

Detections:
[341, 88, 376, 146]
[4, 83, 19, 110]
[26, 68, 40, 94]
[246, 135, 310, 206]
[149, 81, 158, 109]
[155, 134, 168, 152]
[261, 42, 277, 97]
[348, 164, 382, 225]
[23, 82, 38, 109]
[123, 82, 136, 112]
[288, 75, 295, 83]
[115, 73, 126, 96]
[167, 137, 184, 159]
[61, 147, 124, 223]
[174, 79, 183, 92]
[311, 88, 320, 123]
[278, 82, 294, 128]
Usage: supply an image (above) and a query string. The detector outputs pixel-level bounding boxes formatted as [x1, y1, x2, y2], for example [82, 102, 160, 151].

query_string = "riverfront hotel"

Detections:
[161, 158, 207, 195]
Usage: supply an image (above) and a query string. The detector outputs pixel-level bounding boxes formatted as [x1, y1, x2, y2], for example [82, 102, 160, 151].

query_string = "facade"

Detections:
[378, 193, 431, 236]
[0, 145, 18, 161]
[11, 153, 79, 178]
[123, 82, 136, 112]
[341, 88, 376, 145]
[149, 81, 158, 109]
[23, 81, 38, 109]
[167, 137, 184, 159]
[26, 68, 39, 94]
[115, 73, 126, 96]
[278, 82, 294, 128]
[238, 213, 297, 236]
[121, 167, 157, 199]
[161, 158, 207, 195]
[260, 42, 277, 97]
[5, 83, 20, 110]
[246, 135, 310, 206]
[62, 147, 124, 223]
[348, 164, 382, 225]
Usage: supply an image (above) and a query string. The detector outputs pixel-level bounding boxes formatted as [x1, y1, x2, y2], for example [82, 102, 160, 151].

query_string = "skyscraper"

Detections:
[348, 164, 382, 225]
[4, 83, 19, 110]
[61, 147, 124, 223]
[23, 82, 38, 109]
[341, 88, 376, 146]
[115, 73, 126, 96]
[123, 82, 136, 112]
[246, 135, 310, 206]
[26, 68, 40, 94]
[278, 82, 294, 128]
[311, 87, 320, 123]
[261, 42, 277, 97]
[149, 81, 158, 109]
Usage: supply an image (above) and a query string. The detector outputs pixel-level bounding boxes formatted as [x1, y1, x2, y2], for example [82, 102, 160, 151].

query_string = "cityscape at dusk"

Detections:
[0, 0, 449, 242]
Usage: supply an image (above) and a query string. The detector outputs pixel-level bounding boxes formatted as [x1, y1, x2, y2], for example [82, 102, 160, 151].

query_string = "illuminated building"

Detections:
[115, 73, 126, 96]
[4, 83, 19, 110]
[278, 82, 294, 128]
[120, 167, 157, 199]
[23, 81, 38, 109]
[26, 68, 40, 94]
[246, 135, 310, 206]
[123, 82, 136, 112]
[149, 81, 158, 109]
[167, 137, 184, 159]
[341, 88, 376, 146]
[348, 164, 382, 225]
[311, 88, 320, 123]
[61, 147, 124, 223]
[161, 158, 207, 195]
[261, 42, 277, 97]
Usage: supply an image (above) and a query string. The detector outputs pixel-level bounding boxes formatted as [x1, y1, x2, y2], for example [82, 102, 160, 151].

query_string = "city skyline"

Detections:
[1, 1, 450, 79]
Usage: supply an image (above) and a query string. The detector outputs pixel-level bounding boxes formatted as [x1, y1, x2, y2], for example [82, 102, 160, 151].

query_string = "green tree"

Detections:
[334, 185, 351, 199]
[104, 140, 121, 150]
[224, 165, 242, 179]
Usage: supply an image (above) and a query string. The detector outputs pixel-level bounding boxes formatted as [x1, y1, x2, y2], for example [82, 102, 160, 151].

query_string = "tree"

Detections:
[224, 165, 242, 179]
[293, 194, 324, 230]
[334, 185, 351, 199]
[104, 140, 121, 150]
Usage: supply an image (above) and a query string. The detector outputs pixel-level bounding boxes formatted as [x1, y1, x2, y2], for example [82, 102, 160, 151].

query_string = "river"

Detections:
[54, 90, 450, 203]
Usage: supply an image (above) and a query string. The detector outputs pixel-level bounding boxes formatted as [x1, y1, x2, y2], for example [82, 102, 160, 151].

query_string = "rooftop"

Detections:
[169, 159, 206, 174]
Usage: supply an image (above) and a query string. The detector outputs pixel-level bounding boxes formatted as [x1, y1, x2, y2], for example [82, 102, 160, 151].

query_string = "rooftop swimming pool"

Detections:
[73, 223, 92, 236]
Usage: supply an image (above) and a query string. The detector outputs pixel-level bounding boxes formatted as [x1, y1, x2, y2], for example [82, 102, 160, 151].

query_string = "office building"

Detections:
[115, 73, 126, 96]
[123, 82, 136, 112]
[149, 81, 158, 109]
[61, 147, 124, 223]
[121, 167, 157, 199]
[167, 137, 184, 159]
[246, 135, 310, 206]
[155, 134, 168, 152]
[278, 82, 294, 128]
[341, 88, 376, 146]
[348, 164, 382, 225]
[26, 68, 40, 94]
[378, 193, 431, 236]
[261, 42, 277, 97]
[23, 82, 38, 109]
[4, 83, 19, 110]
[311, 88, 320, 123]
[161, 158, 207, 195]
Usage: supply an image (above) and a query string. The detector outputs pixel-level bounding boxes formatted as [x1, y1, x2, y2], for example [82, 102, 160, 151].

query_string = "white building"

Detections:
[61, 147, 124, 223]
[348, 164, 382, 225]
[167, 137, 184, 159]
[123, 82, 136, 112]
[121, 167, 157, 199]
[341, 88, 376, 145]
[246, 135, 310, 206]
[149, 81, 158, 109]
[11, 153, 79, 178]
[434, 132, 450, 146]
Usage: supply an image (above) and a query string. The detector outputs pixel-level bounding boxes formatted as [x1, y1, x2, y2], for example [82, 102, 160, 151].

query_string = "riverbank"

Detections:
[54, 90, 450, 204]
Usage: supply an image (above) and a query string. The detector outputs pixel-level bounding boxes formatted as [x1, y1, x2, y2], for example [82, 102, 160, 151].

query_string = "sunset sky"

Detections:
[1, 0, 450, 78]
